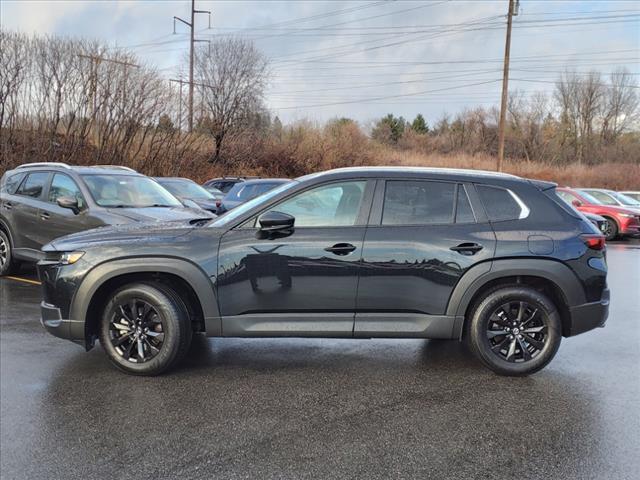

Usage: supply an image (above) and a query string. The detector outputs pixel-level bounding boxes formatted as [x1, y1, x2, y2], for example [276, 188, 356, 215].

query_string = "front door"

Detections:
[217, 180, 374, 337]
[39, 173, 102, 244]
[355, 180, 496, 337]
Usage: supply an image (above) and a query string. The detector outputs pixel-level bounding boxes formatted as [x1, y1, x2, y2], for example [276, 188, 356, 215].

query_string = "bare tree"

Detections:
[193, 37, 269, 164]
[600, 67, 639, 143]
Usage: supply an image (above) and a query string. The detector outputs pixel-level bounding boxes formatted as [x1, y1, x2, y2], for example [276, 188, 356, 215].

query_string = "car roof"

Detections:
[14, 164, 141, 176]
[297, 166, 522, 184]
[240, 178, 291, 185]
[578, 188, 613, 193]
[154, 177, 195, 183]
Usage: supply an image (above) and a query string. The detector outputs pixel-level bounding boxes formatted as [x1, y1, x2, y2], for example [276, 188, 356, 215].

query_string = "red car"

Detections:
[557, 187, 640, 241]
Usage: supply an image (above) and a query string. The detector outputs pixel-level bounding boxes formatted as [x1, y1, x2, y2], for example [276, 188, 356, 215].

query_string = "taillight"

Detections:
[581, 234, 606, 250]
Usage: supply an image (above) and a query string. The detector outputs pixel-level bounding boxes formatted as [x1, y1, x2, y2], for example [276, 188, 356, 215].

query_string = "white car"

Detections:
[620, 191, 640, 203]
[578, 188, 640, 214]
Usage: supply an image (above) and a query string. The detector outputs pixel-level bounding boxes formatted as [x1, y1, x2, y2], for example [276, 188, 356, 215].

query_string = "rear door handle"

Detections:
[324, 243, 357, 256]
[3, 202, 12, 210]
[450, 242, 483, 255]
[40, 211, 50, 220]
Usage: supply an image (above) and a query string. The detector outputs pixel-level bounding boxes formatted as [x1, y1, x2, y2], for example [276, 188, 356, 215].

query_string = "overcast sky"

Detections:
[2, 0, 639, 125]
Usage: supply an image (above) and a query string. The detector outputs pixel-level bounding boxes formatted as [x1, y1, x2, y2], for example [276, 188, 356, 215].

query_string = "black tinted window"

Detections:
[382, 181, 455, 225]
[1, 172, 25, 194]
[16, 172, 49, 198]
[477, 185, 526, 221]
[456, 186, 475, 223]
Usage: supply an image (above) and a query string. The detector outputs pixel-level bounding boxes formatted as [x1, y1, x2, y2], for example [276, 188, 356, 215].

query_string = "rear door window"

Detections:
[476, 185, 529, 222]
[15, 172, 49, 199]
[382, 180, 455, 225]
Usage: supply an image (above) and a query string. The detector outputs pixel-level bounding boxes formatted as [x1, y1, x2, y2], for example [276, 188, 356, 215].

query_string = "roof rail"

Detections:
[90, 165, 137, 172]
[16, 162, 71, 170]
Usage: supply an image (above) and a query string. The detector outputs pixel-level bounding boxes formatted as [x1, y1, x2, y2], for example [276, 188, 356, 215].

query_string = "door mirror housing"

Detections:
[259, 211, 294, 233]
[57, 196, 80, 214]
[572, 199, 583, 207]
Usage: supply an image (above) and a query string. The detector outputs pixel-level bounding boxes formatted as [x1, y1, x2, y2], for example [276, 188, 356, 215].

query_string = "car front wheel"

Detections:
[99, 283, 192, 375]
[467, 286, 562, 376]
[0, 230, 19, 276]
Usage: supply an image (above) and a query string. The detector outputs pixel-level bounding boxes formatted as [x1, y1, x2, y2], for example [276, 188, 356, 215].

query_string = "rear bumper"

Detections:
[40, 301, 85, 346]
[566, 288, 610, 336]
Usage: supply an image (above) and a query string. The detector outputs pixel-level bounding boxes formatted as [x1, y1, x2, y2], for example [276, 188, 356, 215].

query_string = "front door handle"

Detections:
[3, 201, 12, 210]
[450, 242, 483, 255]
[324, 243, 357, 256]
[40, 212, 50, 220]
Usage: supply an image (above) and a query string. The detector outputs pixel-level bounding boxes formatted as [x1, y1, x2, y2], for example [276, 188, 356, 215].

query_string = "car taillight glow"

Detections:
[581, 234, 606, 250]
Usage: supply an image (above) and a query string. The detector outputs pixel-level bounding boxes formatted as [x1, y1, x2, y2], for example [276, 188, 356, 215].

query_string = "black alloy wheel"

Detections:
[108, 298, 165, 363]
[467, 286, 561, 376]
[602, 218, 618, 241]
[99, 283, 192, 375]
[486, 301, 548, 363]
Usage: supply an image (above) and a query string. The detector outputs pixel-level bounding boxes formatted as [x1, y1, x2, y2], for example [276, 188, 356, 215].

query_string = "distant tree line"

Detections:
[370, 69, 639, 165]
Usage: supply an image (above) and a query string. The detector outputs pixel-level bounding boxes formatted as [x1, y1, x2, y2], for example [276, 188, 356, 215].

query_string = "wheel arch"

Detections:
[72, 257, 220, 348]
[447, 259, 585, 339]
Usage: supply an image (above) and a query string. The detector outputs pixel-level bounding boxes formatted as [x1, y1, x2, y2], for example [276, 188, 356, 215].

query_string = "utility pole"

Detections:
[78, 54, 139, 121]
[173, 1, 211, 133]
[496, 0, 518, 172]
[170, 78, 189, 130]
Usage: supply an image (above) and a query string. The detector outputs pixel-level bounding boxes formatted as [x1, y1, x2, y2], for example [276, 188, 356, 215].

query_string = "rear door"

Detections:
[11, 171, 51, 252]
[354, 179, 496, 337]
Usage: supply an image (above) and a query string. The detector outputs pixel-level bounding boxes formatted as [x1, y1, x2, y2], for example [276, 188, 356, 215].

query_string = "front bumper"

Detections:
[40, 301, 85, 346]
[566, 288, 610, 336]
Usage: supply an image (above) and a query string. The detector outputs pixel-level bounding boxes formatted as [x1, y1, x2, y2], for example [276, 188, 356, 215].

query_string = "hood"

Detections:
[45, 218, 210, 252]
[593, 204, 640, 215]
[105, 206, 211, 222]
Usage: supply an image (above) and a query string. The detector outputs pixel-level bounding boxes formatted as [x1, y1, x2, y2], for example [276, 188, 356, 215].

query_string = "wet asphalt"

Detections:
[1, 244, 639, 480]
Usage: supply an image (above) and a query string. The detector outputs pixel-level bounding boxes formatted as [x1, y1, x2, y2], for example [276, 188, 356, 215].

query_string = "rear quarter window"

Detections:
[476, 185, 529, 222]
[0, 172, 26, 194]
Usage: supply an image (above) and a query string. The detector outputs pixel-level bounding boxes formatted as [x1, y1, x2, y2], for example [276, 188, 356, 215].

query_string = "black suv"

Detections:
[0, 163, 209, 275]
[37, 167, 609, 376]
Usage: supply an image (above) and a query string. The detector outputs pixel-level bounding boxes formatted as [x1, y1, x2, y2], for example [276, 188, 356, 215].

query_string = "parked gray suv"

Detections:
[0, 163, 210, 275]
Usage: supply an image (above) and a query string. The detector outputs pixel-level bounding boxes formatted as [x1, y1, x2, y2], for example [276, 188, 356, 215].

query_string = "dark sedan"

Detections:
[154, 177, 221, 214]
[217, 178, 291, 214]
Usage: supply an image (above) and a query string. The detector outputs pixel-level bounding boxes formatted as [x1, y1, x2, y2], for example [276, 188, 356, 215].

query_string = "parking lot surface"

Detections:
[1, 244, 639, 480]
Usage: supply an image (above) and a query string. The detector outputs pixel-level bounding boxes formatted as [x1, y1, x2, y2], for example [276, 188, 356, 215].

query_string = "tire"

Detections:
[602, 217, 618, 241]
[99, 282, 192, 375]
[0, 229, 19, 276]
[467, 285, 562, 376]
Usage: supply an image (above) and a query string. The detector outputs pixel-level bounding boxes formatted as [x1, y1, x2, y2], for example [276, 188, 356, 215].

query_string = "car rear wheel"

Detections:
[99, 283, 192, 375]
[601, 217, 618, 241]
[467, 286, 561, 376]
[0, 230, 19, 276]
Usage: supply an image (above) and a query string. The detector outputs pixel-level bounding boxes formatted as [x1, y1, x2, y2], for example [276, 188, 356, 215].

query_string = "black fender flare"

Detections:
[446, 258, 586, 321]
[70, 257, 221, 336]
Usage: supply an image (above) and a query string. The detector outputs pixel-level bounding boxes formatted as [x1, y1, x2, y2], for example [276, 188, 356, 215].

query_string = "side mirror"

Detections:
[259, 211, 294, 233]
[57, 196, 80, 214]
[572, 199, 583, 207]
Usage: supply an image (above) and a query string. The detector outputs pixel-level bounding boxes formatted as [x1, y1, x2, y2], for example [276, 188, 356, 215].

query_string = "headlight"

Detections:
[59, 251, 85, 265]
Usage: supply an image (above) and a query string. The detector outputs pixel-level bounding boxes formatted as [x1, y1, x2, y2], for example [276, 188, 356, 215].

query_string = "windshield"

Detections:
[610, 191, 640, 206]
[159, 179, 215, 200]
[211, 181, 298, 226]
[82, 174, 182, 208]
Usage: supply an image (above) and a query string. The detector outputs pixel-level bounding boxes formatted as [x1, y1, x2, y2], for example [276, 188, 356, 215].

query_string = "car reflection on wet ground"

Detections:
[1, 243, 638, 479]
